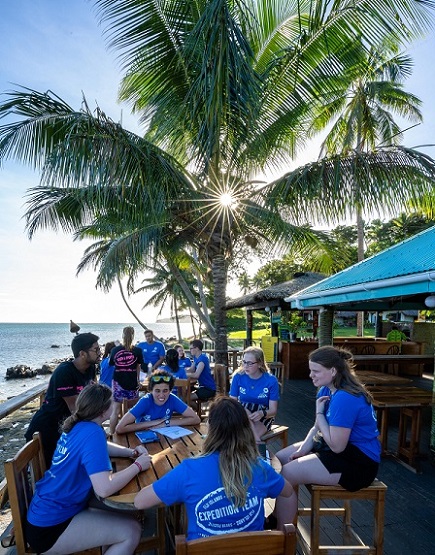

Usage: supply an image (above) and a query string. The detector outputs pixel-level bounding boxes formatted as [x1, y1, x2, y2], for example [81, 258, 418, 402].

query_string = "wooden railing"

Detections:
[0, 382, 47, 508]
[203, 349, 242, 373]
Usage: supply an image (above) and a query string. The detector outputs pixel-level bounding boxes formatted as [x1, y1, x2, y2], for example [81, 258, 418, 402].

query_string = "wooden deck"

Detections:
[272, 374, 435, 555]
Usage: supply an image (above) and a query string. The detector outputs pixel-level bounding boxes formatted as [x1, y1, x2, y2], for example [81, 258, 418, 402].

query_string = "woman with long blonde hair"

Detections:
[230, 346, 280, 450]
[134, 396, 292, 539]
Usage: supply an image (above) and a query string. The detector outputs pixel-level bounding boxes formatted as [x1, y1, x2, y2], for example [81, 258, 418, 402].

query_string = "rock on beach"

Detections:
[5, 361, 63, 380]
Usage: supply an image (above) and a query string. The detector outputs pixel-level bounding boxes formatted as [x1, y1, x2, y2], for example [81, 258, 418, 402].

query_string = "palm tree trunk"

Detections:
[117, 276, 149, 330]
[356, 203, 365, 337]
[173, 300, 182, 342]
[188, 307, 197, 338]
[211, 254, 229, 365]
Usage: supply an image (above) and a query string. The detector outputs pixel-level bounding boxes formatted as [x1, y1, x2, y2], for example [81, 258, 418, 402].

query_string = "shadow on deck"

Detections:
[273, 375, 435, 555]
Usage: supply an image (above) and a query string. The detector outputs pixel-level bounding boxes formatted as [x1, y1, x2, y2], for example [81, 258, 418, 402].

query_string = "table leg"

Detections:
[398, 407, 422, 471]
[376, 407, 389, 454]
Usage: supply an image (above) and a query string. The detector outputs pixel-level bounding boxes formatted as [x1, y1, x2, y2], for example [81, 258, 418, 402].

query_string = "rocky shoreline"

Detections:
[4, 361, 64, 380]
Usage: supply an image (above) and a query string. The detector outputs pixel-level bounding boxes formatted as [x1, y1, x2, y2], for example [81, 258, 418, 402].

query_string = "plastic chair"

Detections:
[175, 524, 296, 554]
[4, 432, 101, 555]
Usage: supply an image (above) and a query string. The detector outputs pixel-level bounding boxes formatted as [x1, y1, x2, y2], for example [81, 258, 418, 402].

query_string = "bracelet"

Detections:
[133, 461, 143, 473]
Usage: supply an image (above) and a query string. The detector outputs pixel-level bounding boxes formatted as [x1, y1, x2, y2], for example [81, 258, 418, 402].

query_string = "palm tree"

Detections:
[135, 259, 199, 341]
[1, 1, 435, 363]
[311, 47, 423, 334]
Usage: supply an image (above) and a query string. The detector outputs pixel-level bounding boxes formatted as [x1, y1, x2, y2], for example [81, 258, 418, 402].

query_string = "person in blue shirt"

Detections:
[115, 370, 200, 434]
[133, 396, 292, 540]
[25, 383, 152, 555]
[98, 340, 116, 387]
[159, 348, 187, 396]
[187, 339, 216, 402]
[174, 343, 192, 371]
[137, 329, 166, 371]
[230, 346, 280, 445]
[270, 346, 381, 530]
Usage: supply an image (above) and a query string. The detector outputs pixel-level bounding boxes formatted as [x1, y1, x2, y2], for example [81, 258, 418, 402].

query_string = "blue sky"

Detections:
[0, 0, 434, 323]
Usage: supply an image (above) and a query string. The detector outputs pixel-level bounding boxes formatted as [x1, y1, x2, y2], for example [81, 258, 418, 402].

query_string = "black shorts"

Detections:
[316, 443, 379, 491]
[25, 517, 73, 553]
[195, 386, 216, 401]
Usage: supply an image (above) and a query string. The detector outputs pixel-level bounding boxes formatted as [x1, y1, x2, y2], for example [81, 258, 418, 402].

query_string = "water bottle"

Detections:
[147, 363, 153, 377]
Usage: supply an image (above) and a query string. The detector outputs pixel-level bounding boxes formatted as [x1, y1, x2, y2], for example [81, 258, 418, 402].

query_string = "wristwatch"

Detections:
[165, 418, 171, 427]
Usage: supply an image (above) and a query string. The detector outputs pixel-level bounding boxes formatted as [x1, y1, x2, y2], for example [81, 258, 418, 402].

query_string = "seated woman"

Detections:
[270, 346, 381, 529]
[116, 369, 200, 433]
[160, 347, 187, 397]
[229, 346, 279, 449]
[134, 396, 292, 539]
[25, 383, 152, 555]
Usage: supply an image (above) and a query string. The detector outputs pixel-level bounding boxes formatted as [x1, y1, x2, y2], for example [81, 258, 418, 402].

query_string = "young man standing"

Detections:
[25, 332, 100, 466]
[187, 339, 216, 402]
[137, 329, 165, 371]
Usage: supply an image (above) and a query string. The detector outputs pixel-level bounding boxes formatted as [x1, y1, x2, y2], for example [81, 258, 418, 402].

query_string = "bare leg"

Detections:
[252, 420, 267, 443]
[275, 454, 341, 527]
[44, 507, 141, 555]
[275, 442, 303, 466]
[110, 401, 122, 434]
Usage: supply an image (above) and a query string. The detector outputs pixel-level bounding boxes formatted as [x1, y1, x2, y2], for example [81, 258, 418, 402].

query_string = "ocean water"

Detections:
[0, 322, 194, 401]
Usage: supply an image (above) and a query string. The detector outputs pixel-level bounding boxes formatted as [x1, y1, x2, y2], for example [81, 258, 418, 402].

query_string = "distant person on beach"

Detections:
[98, 341, 116, 387]
[386, 325, 408, 342]
[175, 343, 192, 371]
[109, 326, 144, 434]
[25, 332, 100, 466]
[187, 339, 216, 403]
[25, 383, 151, 554]
[137, 329, 165, 372]
[116, 369, 200, 433]
[133, 396, 292, 540]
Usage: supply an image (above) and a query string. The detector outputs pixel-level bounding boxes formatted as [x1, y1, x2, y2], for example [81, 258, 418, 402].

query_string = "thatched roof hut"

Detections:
[226, 272, 325, 311]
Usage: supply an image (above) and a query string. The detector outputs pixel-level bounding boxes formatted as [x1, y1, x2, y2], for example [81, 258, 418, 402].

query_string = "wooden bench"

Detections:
[296, 480, 387, 554]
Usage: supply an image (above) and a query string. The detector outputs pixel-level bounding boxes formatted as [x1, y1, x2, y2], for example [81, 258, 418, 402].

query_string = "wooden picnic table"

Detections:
[355, 370, 412, 386]
[367, 386, 434, 472]
[353, 354, 434, 376]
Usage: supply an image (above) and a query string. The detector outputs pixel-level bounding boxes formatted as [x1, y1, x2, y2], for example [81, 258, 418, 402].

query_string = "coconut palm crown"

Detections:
[1, 0, 435, 362]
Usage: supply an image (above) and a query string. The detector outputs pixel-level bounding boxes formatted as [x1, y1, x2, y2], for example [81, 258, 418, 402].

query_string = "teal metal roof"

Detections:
[287, 226, 435, 310]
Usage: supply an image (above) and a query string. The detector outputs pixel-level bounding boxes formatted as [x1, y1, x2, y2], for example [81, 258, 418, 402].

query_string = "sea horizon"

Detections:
[0, 321, 195, 401]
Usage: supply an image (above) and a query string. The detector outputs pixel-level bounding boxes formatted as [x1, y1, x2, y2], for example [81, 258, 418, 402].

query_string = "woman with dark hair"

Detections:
[109, 326, 144, 434]
[99, 340, 116, 387]
[116, 369, 200, 434]
[160, 348, 187, 397]
[269, 346, 381, 529]
[25, 383, 151, 554]
[134, 396, 292, 539]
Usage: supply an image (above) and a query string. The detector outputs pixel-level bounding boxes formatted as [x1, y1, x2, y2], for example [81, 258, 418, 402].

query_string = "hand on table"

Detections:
[132, 445, 149, 456]
[135, 452, 152, 471]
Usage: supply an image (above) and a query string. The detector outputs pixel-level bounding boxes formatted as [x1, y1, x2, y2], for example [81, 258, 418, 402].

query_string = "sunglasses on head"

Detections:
[150, 375, 172, 384]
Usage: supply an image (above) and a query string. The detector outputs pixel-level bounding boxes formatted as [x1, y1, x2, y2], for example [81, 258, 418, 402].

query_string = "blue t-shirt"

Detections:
[193, 353, 216, 390]
[317, 386, 381, 462]
[27, 422, 111, 526]
[178, 356, 192, 370]
[153, 452, 284, 540]
[230, 371, 279, 408]
[137, 340, 165, 365]
[130, 392, 188, 422]
[99, 356, 115, 387]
